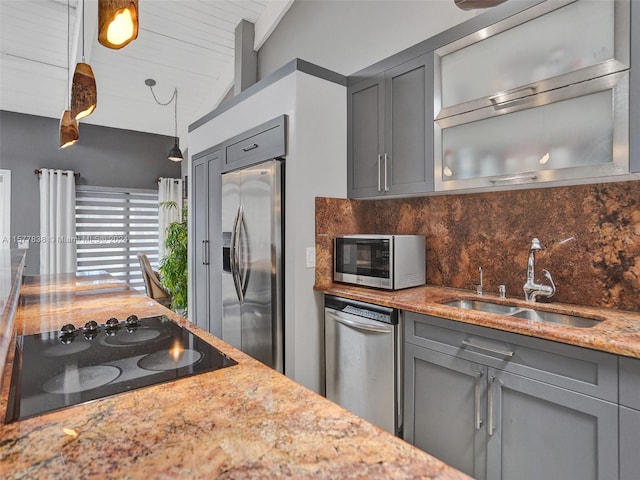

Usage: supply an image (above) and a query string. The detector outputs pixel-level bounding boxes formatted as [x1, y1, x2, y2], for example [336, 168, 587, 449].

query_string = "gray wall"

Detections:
[0, 111, 181, 274]
[257, 0, 474, 78]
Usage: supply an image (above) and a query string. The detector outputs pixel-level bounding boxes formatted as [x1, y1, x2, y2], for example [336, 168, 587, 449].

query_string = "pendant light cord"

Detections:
[66, 0, 70, 108]
[81, 0, 85, 62]
[147, 86, 179, 138]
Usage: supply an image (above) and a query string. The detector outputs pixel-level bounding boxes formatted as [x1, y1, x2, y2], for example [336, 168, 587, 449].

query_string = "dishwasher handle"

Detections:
[326, 309, 393, 334]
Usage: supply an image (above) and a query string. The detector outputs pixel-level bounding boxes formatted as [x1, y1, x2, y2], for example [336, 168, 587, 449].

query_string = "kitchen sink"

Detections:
[441, 298, 601, 328]
[442, 299, 521, 315]
[510, 309, 601, 328]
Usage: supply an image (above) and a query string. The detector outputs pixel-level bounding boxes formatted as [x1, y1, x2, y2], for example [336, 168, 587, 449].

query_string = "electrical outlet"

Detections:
[306, 247, 316, 268]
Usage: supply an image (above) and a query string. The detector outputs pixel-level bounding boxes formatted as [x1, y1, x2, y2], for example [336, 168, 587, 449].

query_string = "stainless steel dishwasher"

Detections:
[324, 295, 402, 436]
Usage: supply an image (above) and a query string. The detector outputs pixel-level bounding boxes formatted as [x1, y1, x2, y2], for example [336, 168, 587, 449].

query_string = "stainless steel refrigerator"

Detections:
[221, 159, 284, 372]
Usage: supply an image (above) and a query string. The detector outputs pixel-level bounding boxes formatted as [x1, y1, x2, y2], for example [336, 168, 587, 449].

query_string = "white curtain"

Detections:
[158, 177, 183, 260]
[39, 169, 76, 274]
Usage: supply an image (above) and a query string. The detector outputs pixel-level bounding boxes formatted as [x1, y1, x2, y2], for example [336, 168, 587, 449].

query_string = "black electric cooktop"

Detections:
[5, 315, 237, 423]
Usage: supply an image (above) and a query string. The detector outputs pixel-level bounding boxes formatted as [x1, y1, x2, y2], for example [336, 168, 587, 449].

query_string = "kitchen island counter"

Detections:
[0, 272, 469, 480]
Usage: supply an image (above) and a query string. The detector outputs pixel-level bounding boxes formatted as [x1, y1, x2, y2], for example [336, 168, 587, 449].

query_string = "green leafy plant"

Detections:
[159, 201, 188, 314]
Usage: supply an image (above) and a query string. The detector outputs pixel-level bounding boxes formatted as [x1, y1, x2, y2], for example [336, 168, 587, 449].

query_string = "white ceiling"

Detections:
[0, 0, 294, 149]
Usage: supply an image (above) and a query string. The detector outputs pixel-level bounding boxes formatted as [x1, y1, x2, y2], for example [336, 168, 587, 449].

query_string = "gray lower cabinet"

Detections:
[619, 356, 640, 480]
[347, 53, 433, 198]
[487, 368, 618, 480]
[619, 406, 640, 480]
[405, 343, 486, 479]
[404, 312, 619, 480]
[191, 147, 222, 336]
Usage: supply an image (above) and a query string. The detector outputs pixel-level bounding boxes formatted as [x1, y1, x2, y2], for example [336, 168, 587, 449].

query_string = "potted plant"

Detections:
[159, 201, 188, 315]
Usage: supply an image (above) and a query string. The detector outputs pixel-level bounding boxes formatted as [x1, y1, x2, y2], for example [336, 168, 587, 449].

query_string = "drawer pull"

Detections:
[241, 143, 259, 152]
[462, 339, 514, 357]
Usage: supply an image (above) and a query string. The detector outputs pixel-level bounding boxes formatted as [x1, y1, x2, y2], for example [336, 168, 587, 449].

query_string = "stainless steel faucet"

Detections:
[523, 238, 556, 303]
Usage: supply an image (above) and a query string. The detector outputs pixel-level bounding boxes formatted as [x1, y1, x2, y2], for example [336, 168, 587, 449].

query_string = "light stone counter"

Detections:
[0, 272, 469, 480]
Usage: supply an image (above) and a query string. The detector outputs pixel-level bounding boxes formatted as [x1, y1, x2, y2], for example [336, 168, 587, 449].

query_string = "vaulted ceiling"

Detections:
[0, 0, 293, 147]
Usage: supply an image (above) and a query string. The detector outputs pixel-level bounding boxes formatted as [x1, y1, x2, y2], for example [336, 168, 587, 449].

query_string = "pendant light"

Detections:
[60, 0, 79, 149]
[145, 79, 184, 162]
[71, 0, 97, 120]
[98, 0, 139, 49]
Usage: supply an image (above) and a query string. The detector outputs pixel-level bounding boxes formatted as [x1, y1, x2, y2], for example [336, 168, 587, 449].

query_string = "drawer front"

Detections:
[223, 115, 286, 172]
[404, 311, 618, 402]
[620, 356, 640, 410]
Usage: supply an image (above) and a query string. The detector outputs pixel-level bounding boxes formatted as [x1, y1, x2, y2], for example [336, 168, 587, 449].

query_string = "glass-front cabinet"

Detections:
[433, 0, 630, 191]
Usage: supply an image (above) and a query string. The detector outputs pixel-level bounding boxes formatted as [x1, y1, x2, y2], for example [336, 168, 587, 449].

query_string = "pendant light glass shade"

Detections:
[168, 139, 184, 162]
[59, 110, 79, 149]
[71, 62, 97, 120]
[98, 0, 139, 49]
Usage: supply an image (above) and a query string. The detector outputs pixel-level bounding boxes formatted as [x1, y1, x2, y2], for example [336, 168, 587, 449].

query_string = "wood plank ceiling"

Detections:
[0, 0, 293, 148]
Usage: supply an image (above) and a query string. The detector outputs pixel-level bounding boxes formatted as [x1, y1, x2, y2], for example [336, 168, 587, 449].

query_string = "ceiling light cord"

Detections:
[66, 0, 70, 107]
[147, 85, 179, 137]
[81, 0, 85, 62]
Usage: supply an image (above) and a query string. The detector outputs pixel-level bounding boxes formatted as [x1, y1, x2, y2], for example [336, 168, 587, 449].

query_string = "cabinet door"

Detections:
[191, 148, 222, 335]
[347, 75, 384, 198]
[436, 0, 629, 119]
[385, 54, 433, 195]
[619, 406, 640, 480]
[192, 156, 209, 332]
[404, 343, 487, 480]
[206, 152, 222, 338]
[487, 369, 619, 480]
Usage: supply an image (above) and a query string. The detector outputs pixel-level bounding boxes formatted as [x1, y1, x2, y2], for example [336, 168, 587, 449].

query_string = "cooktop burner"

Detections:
[5, 315, 237, 423]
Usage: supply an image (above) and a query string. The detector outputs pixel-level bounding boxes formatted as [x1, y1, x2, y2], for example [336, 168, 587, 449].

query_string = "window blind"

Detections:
[75, 186, 159, 292]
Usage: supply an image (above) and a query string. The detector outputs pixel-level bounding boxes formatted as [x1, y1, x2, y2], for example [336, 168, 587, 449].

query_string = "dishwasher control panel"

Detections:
[325, 295, 398, 325]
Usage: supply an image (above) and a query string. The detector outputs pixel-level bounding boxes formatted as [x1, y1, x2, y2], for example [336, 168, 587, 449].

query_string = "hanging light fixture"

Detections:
[145, 79, 184, 162]
[71, 0, 97, 120]
[60, 0, 79, 149]
[98, 0, 139, 49]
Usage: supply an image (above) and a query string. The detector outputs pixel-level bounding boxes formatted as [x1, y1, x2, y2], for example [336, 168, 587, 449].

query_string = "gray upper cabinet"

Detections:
[404, 312, 620, 480]
[631, 0, 640, 173]
[433, 0, 631, 191]
[222, 115, 286, 173]
[435, 0, 630, 120]
[347, 54, 433, 198]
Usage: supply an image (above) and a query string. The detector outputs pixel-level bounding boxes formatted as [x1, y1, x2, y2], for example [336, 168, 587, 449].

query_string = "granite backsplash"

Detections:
[315, 180, 640, 312]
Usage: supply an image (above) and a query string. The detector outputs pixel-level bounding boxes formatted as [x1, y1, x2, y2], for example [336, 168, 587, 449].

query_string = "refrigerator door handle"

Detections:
[231, 205, 245, 304]
[229, 206, 244, 304]
[237, 206, 249, 299]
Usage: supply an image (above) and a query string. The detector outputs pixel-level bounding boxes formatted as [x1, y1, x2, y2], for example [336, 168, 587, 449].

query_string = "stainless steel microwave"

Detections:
[334, 235, 426, 290]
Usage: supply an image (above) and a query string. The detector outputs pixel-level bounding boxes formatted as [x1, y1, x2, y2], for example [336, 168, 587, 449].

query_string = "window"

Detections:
[75, 186, 159, 292]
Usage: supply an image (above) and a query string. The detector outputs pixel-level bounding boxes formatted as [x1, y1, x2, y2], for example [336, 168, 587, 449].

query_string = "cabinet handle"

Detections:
[488, 173, 538, 184]
[462, 339, 514, 357]
[377, 154, 382, 192]
[488, 375, 496, 435]
[489, 86, 537, 109]
[202, 240, 209, 265]
[384, 153, 390, 192]
[475, 370, 484, 430]
[241, 143, 259, 152]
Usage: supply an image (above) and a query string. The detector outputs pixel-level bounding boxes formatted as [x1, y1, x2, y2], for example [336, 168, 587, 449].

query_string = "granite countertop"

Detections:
[316, 282, 640, 359]
[0, 272, 470, 479]
[0, 250, 26, 380]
